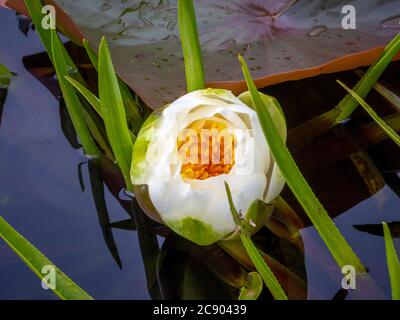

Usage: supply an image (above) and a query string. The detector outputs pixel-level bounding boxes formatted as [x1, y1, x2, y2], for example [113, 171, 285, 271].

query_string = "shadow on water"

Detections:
[0, 8, 399, 299]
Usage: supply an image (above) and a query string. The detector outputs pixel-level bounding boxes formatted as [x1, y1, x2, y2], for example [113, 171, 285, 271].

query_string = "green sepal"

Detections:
[244, 199, 274, 235]
[238, 91, 287, 140]
[131, 111, 162, 183]
[165, 216, 227, 246]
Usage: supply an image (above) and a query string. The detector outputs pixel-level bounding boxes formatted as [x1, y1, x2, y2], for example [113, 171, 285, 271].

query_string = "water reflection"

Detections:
[0, 7, 399, 300]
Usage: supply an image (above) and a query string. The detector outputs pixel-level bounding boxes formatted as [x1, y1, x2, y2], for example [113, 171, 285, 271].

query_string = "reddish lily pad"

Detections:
[5, 0, 400, 108]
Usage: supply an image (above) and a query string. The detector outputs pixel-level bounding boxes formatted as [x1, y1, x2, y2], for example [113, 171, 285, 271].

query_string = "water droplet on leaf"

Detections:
[119, 188, 135, 201]
[307, 25, 327, 37]
[101, 3, 112, 11]
[218, 39, 236, 50]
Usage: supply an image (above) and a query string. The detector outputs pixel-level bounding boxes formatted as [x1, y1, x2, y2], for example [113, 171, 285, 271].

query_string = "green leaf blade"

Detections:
[383, 222, 400, 300]
[65, 76, 102, 117]
[335, 33, 400, 122]
[238, 55, 366, 272]
[338, 80, 400, 147]
[24, 0, 84, 84]
[225, 182, 288, 300]
[178, 0, 205, 92]
[98, 37, 133, 190]
[0, 216, 93, 300]
[0, 63, 13, 88]
[83, 39, 143, 134]
[51, 30, 100, 157]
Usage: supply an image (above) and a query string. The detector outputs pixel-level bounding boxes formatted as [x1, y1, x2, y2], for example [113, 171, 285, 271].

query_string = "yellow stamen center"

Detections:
[177, 117, 235, 180]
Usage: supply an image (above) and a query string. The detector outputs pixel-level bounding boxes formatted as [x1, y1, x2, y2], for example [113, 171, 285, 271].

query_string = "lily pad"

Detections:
[6, 0, 400, 108]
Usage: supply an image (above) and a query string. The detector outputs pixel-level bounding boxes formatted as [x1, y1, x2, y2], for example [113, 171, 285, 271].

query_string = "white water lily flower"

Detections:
[131, 88, 286, 245]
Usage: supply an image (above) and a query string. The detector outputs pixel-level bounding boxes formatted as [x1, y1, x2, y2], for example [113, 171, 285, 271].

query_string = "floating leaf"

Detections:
[8, 0, 400, 108]
[0, 216, 93, 300]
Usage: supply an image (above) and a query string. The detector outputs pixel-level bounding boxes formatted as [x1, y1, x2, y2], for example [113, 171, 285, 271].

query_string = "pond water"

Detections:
[0, 7, 399, 300]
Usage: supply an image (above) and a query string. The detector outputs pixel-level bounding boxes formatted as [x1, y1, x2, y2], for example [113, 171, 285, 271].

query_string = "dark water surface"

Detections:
[0, 7, 399, 300]
[0, 8, 149, 299]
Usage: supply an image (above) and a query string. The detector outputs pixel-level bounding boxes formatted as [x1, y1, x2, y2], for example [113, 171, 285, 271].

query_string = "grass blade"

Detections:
[0, 62, 13, 88]
[338, 80, 400, 147]
[51, 29, 99, 157]
[83, 39, 143, 133]
[335, 33, 400, 122]
[225, 182, 288, 300]
[0, 62, 13, 128]
[355, 70, 400, 112]
[238, 55, 366, 272]
[26, 0, 102, 157]
[98, 37, 133, 190]
[24, 0, 84, 84]
[289, 34, 400, 148]
[238, 272, 263, 300]
[383, 222, 400, 300]
[178, 0, 205, 92]
[65, 76, 102, 117]
[64, 76, 117, 160]
[0, 216, 93, 300]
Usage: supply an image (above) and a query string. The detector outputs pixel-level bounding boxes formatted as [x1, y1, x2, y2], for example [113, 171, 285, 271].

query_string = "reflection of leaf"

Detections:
[109, 218, 136, 231]
[157, 235, 237, 299]
[59, 100, 81, 149]
[17, 13, 32, 36]
[219, 239, 307, 299]
[354, 221, 400, 238]
[131, 199, 161, 300]
[265, 196, 304, 251]
[8, 0, 400, 108]
[88, 160, 122, 269]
